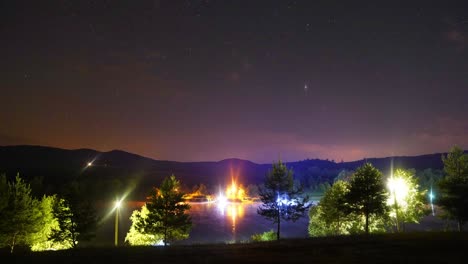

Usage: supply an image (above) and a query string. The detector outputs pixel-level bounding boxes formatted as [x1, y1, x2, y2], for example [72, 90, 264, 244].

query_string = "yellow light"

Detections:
[115, 199, 122, 209]
[387, 176, 409, 209]
[225, 179, 246, 201]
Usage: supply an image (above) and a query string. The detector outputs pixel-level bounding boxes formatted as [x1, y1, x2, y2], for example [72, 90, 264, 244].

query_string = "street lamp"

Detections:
[115, 199, 122, 246]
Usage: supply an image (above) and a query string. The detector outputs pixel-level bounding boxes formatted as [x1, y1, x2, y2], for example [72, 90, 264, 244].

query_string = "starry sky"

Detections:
[1, 0, 468, 163]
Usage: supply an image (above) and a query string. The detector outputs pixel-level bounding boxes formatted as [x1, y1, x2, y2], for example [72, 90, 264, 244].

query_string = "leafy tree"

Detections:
[49, 198, 79, 248]
[251, 230, 276, 242]
[125, 205, 162, 246]
[138, 175, 191, 246]
[308, 205, 328, 237]
[309, 180, 353, 236]
[344, 163, 389, 235]
[438, 146, 468, 231]
[257, 160, 309, 240]
[0, 174, 43, 252]
[387, 169, 427, 232]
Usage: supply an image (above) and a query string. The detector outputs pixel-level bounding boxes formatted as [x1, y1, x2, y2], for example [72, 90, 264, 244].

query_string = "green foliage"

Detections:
[30, 195, 73, 251]
[0, 174, 43, 252]
[438, 146, 468, 231]
[258, 160, 309, 240]
[251, 230, 276, 242]
[125, 205, 162, 246]
[309, 181, 354, 236]
[344, 163, 389, 234]
[49, 198, 79, 248]
[138, 175, 192, 246]
[59, 181, 98, 244]
[387, 169, 428, 232]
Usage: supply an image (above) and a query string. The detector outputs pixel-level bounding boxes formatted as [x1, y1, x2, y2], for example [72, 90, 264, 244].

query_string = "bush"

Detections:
[251, 230, 276, 242]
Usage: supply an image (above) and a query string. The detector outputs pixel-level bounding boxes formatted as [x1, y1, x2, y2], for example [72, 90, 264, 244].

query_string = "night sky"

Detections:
[1, 1, 467, 163]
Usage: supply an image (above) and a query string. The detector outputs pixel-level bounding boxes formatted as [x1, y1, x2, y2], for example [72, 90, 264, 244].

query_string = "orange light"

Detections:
[225, 179, 246, 201]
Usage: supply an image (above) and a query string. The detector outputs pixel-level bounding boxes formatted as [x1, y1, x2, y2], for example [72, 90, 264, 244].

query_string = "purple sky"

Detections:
[1, 1, 467, 163]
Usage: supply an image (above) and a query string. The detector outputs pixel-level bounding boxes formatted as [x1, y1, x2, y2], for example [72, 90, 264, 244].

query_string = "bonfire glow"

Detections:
[225, 179, 246, 201]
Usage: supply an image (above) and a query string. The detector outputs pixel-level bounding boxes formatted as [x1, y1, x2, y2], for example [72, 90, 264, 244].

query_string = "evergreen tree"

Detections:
[257, 160, 309, 240]
[125, 204, 162, 245]
[138, 175, 191, 246]
[345, 163, 388, 235]
[49, 198, 79, 248]
[438, 146, 468, 231]
[59, 181, 98, 245]
[0, 174, 43, 252]
[30, 195, 69, 251]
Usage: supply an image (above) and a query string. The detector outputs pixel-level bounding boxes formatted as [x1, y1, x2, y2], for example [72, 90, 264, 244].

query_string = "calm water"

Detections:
[186, 202, 309, 244]
[94, 201, 310, 246]
[93, 201, 455, 246]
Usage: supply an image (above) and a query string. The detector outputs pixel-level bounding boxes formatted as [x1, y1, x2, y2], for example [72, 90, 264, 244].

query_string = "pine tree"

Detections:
[438, 146, 468, 231]
[59, 181, 98, 245]
[0, 174, 43, 253]
[30, 195, 72, 251]
[345, 163, 388, 235]
[49, 198, 79, 248]
[257, 160, 309, 240]
[125, 204, 162, 245]
[139, 175, 191, 246]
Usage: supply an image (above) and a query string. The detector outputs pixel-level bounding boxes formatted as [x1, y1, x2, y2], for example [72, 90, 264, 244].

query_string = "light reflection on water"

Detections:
[95, 201, 309, 246]
[184, 202, 308, 244]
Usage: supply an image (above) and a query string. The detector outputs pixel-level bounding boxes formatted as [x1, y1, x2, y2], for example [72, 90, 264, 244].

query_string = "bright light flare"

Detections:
[225, 180, 245, 201]
[115, 198, 123, 209]
[217, 193, 227, 207]
[387, 176, 410, 209]
[276, 194, 298, 206]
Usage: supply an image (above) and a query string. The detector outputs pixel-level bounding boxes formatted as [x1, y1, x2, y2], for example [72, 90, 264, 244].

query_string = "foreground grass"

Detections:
[3, 232, 468, 264]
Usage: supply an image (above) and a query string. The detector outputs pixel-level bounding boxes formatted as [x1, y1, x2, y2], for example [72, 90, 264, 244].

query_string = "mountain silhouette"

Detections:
[0, 145, 458, 199]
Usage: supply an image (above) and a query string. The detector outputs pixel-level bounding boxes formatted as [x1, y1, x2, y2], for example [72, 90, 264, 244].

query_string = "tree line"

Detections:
[309, 146, 468, 236]
[0, 176, 98, 253]
[2, 146, 467, 251]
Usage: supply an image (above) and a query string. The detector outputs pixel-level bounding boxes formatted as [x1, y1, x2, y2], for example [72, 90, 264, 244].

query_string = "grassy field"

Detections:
[3, 232, 468, 264]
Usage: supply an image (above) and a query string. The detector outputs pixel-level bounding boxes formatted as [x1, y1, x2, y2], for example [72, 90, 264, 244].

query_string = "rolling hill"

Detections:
[0, 145, 455, 199]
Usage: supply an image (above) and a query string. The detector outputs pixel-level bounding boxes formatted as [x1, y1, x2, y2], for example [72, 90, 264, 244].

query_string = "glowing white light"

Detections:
[87, 162, 93, 167]
[115, 199, 122, 209]
[276, 194, 298, 206]
[387, 176, 410, 209]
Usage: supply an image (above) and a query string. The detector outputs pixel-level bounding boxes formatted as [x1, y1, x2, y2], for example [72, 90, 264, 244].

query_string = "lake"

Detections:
[93, 201, 310, 246]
